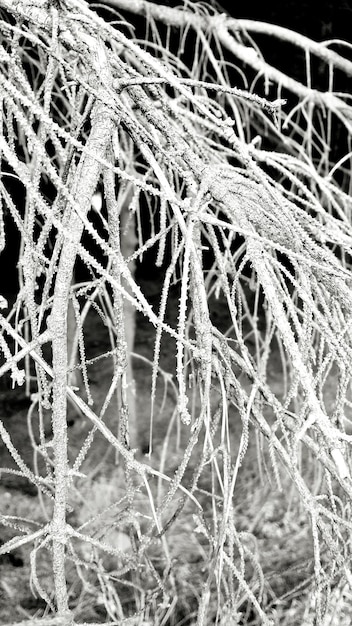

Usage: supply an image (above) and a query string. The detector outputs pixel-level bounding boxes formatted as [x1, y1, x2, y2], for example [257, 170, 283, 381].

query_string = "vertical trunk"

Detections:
[120, 185, 138, 446]
[104, 163, 138, 449]
[49, 100, 116, 615]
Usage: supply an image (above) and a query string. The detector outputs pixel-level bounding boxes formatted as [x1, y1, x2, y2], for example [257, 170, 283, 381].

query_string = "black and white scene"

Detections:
[0, 1, 352, 624]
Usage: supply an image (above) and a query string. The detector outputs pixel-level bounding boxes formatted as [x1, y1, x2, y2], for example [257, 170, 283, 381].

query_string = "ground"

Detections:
[0, 274, 350, 625]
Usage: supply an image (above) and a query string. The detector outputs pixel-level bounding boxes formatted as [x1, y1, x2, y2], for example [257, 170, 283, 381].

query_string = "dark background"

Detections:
[224, 0, 351, 41]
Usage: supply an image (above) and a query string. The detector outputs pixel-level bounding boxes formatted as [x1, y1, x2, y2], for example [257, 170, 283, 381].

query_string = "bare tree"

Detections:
[1, 0, 352, 624]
